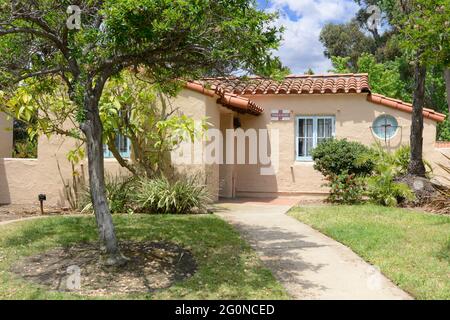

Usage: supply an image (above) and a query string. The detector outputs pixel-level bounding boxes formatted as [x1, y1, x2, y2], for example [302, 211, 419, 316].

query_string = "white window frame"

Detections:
[296, 116, 336, 162]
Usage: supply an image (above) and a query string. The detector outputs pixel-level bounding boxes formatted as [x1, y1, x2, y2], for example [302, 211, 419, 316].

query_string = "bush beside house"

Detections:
[312, 139, 417, 206]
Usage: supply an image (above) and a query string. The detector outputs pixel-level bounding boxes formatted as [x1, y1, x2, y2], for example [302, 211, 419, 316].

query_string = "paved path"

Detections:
[215, 202, 412, 300]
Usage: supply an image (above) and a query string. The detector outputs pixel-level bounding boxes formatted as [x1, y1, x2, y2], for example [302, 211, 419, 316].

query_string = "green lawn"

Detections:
[0, 215, 288, 300]
[289, 205, 450, 300]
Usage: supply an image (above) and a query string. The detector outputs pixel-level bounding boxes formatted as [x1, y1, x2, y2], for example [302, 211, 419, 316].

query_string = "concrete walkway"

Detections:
[215, 201, 412, 300]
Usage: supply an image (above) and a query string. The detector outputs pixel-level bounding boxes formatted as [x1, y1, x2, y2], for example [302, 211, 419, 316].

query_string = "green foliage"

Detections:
[12, 139, 37, 159]
[357, 53, 411, 101]
[330, 57, 351, 73]
[330, 53, 411, 102]
[320, 20, 376, 70]
[399, 0, 450, 69]
[81, 174, 212, 215]
[311, 140, 421, 207]
[80, 175, 136, 214]
[437, 113, 450, 141]
[312, 139, 374, 204]
[312, 139, 375, 177]
[100, 72, 206, 177]
[326, 172, 365, 204]
[133, 176, 211, 214]
[368, 143, 433, 177]
[324, 1, 450, 140]
[366, 164, 415, 207]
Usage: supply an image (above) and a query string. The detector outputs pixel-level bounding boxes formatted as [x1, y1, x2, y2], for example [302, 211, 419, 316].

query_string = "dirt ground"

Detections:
[0, 204, 76, 223]
[11, 241, 197, 296]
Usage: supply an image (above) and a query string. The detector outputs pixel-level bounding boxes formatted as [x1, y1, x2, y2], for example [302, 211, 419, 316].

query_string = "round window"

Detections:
[372, 115, 398, 140]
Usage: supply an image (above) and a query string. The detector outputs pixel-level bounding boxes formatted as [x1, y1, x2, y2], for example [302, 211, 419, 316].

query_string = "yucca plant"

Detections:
[133, 176, 211, 214]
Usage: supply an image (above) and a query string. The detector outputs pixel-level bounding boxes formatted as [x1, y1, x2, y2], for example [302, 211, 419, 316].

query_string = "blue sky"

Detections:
[256, 0, 359, 74]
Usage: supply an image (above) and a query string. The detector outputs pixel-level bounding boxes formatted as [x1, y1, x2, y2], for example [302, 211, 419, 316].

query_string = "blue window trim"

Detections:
[295, 116, 335, 162]
[103, 135, 131, 159]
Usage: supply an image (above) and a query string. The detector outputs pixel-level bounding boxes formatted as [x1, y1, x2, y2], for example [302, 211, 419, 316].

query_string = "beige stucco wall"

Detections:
[0, 113, 12, 158]
[234, 93, 444, 197]
[0, 90, 447, 205]
[168, 89, 223, 201]
[0, 117, 125, 206]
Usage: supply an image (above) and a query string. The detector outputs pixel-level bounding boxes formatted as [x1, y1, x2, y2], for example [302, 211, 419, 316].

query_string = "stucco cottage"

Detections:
[0, 74, 448, 206]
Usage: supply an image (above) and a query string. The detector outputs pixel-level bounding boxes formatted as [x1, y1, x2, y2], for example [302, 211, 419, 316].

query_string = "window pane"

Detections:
[317, 118, 333, 138]
[298, 137, 313, 157]
[118, 135, 128, 154]
[372, 115, 398, 140]
[299, 118, 313, 138]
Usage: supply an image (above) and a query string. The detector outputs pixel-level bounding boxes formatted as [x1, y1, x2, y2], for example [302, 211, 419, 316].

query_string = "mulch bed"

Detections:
[11, 241, 197, 296]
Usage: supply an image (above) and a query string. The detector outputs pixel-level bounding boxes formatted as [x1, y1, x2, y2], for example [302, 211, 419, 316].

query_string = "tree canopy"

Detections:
[0, 0, 286, 265]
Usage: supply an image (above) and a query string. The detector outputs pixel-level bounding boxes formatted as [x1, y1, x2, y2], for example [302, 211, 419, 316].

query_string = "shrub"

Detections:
[79, 174, 135, 214]
[369, 143, 433, 177]
[312, 139, 374, 204]
[312, 139, 375, 177]
[133, 176, 211, 214]
[326, 172, 365, 204]
[365, 164, 415, 207]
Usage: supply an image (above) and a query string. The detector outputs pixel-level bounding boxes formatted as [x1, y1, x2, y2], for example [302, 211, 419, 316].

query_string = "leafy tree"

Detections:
[396, 0, 450, 176]
[0, 0, 284, 265]
[323, 0, 450, 141]
[330, 53, 410, 101]
[100, 71, 204, 179]
[320, 20, 376, 71]
[399, 0, 450, 115]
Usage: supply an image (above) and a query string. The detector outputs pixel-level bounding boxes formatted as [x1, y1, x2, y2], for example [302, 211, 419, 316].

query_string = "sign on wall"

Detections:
[271, 109, 291, 121]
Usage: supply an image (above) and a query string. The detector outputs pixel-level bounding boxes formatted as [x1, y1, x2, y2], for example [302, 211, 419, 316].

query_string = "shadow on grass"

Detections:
[1, 214, 287, 299]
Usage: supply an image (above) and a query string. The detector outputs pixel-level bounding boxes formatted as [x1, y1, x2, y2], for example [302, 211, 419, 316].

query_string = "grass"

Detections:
[0, 214, 288, 300]
[289, 204, 450, 300]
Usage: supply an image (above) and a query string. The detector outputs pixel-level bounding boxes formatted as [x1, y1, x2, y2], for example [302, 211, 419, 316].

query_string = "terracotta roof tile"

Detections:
[201, 74, 371, 96]
[185, 74, 447, 122]
[185, 82, 263, 115]
[436, 141, 450, 149]
[367, 93, 446, 123]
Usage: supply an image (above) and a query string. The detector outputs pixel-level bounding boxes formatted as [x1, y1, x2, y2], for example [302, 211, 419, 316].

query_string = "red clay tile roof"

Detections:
[185, 74, 446, 122]
[367, 93, 446, 123]
[201, 74, 371, 95]
[436, 141, 450, 149]
[185, 82, 263, 115]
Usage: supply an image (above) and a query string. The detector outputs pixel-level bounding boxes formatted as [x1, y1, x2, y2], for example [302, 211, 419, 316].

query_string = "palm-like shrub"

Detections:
[369, 143, 432, 177]
[133, 176, 211, 214]
[366, 163, 415, 207]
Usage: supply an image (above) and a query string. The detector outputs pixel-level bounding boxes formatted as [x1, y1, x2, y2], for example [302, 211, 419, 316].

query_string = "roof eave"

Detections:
[367, 93, 446, 123]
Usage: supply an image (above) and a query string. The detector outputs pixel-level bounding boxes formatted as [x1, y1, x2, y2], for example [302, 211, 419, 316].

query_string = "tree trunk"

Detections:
[444, 68, 450, 114]
[408, 61, 427, 177]
[81, 98, 128, 266]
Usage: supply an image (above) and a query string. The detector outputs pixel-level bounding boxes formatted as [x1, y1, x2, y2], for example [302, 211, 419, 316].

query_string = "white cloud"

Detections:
[265, 0, 359, 74]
